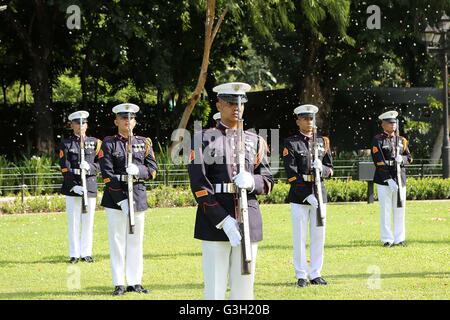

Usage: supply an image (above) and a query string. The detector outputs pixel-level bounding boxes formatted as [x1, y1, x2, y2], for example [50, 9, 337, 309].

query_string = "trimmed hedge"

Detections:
[1, 178, 449, 214]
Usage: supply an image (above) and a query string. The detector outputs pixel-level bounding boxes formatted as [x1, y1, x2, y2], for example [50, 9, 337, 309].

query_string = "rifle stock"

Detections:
[127, 113, 135, 234]
[79, 118, 88, 214]
[396, 119, 404, 208]
[236, 95, 252, 275]
[312, 114, 325, 227]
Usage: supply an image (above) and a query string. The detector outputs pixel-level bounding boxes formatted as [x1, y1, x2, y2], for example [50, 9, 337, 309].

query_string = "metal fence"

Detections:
[0, 159, 443, 197]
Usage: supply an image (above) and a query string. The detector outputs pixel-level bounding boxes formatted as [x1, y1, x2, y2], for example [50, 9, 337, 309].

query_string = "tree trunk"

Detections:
[169, 1, 227, 153]
[29, 63, 54, 155]
[2, 1, 57, 154]
[80, 62, 88, 109]
[298, 37, 332, 135]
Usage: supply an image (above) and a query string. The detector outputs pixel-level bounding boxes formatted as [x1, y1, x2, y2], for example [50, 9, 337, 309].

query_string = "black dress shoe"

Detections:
[296, 279, 309, 287]
[310, 277, 328, 285]
[112, 286, 126, 296]
[127, 285, 149, 293]
[81, 256, 94, 263]
[395, 241, 407, 247]
[383, 242, 393, 247]
[69, 257, 79, 264]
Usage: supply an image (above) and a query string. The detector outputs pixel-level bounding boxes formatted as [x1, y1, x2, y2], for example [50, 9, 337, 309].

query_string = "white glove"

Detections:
[387, 179, 399, 193]
[395, 155, 403, 164]
[126, 163, 139, 176]
[71, 185, 84, 195]
[305, 194, 319, 209]
[117, 199, 129, 216]
[222, 216, 242, 247]
[79, 160, 90, 171]
[312, 159, 323, 172]
[233, 171, 255, 191]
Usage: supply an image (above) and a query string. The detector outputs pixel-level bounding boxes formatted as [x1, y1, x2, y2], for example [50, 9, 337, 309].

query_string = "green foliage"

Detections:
[0, 155, 59, 196]
[146, 185, 196, 208]
[259, 182, 288, 204]
[0, 196, 66, 214]
[190, 99, 211, 127]
[1, 178, 449, 214]
[261, 178, 450, 204]
[427, 96, 443, 110]
[53, 74, 82, 103]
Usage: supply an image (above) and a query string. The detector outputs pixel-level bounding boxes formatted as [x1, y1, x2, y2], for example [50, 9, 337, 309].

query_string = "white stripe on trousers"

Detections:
[376, 184, 406, 244]
[66, 196, 96, 258]
[202, 241, 258, 300]
[290, 202, 325, 280]
[106, 208, 145, 286]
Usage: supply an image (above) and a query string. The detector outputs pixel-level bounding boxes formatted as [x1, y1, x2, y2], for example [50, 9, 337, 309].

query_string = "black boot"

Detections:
[310, 277, 328, 285]
[297, 279, 309, 287]
[69, 257, 79, 264]
[81, 256, 95, 263]
[112, 286, 126, 296]
[127, 285, 149, 294]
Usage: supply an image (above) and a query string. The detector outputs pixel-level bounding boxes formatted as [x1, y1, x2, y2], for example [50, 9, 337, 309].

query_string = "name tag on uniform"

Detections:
[133, 143, 145, 153]
[85, 141, 95, 149]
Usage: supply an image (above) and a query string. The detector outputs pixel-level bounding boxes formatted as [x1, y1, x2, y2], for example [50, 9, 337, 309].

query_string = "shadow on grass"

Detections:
[0, 290, 110, 299]
[258, 271, 449, 287]
[259, 239, 450, 251]
[326, 271, 450, 280]
[0, 283, 204, 299]
[0, 251, 201, 267]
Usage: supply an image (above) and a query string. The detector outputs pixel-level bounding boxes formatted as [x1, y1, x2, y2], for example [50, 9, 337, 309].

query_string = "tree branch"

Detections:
[211, 8, 228, 43]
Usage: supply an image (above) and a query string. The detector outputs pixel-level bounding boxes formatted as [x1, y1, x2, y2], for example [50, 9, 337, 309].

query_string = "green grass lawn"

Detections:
[0, 201, 448, 300]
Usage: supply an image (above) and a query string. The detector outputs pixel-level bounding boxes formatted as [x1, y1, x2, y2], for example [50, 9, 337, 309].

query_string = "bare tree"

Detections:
[170, 0, 227, 152]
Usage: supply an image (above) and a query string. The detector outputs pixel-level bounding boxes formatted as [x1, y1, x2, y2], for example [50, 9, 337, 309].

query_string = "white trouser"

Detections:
[290, 203, 325, 280]
[106, 208, 145, 287]
[202, 241, 258, 300]
[66, 196, 96, 258]
[377, 184, 406, 244]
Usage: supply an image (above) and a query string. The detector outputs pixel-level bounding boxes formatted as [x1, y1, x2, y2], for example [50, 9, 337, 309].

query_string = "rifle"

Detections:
[236, 94, 252, 275]
[127, 112, 135, 234]
[312, 113, 325, 227]
[79, 118, 88, 214]
[395, 119, 405, 208]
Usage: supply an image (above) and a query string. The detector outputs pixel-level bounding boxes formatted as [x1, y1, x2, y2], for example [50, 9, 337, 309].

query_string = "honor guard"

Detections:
[371, 111, 412, 247]
[282, 104, 333, 287]
[188, 82, 274, 300]
[98, 103, 158, 296]
[59, 111, 101, 264]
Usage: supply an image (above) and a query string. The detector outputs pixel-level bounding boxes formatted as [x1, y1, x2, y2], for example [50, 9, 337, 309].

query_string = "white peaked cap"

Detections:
[294, 104, 319, 116]
[68, 110, 89, 121]
[112, 103, 140, 114]
[213, 82, 251, 95]
[378, 110, 398, 122]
